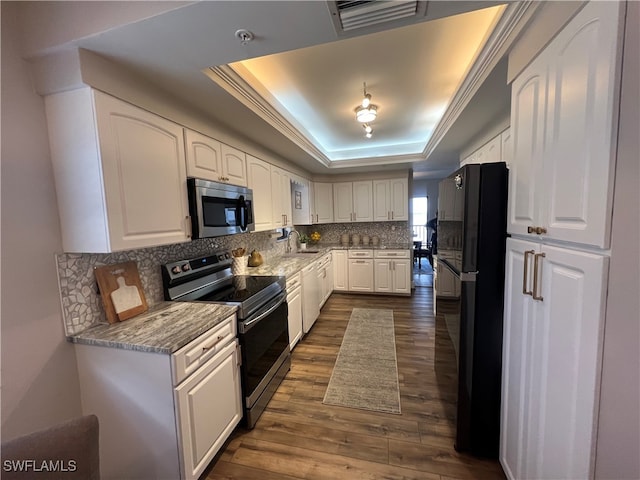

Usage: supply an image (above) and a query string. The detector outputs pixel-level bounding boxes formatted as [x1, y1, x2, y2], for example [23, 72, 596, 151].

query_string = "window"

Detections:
[412, 197, 428, 243]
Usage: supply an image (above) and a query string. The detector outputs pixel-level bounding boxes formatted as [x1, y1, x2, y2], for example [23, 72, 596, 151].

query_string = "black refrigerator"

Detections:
[436, 162, 508, 458]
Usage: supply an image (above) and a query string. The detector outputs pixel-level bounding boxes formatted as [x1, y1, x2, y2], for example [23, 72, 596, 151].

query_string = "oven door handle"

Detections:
[239, 291, 287, 334]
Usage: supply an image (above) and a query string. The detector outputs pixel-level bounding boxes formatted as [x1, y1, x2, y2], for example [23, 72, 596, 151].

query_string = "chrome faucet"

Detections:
[287, 229, 301, 253]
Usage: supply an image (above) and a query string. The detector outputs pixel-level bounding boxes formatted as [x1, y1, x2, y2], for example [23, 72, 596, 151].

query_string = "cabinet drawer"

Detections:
[348, 249, 373, 259]
[374, 249, 409, 259]
[286, 272, 302, 291]
[172, 314, 236, 385]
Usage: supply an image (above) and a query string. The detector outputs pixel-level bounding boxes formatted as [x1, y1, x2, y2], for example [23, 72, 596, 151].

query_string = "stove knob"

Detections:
[171, 266, 181, 275]
[218, 254, 225, 261]
[224, 253, 230, 259]
[181, 263, 190, 272]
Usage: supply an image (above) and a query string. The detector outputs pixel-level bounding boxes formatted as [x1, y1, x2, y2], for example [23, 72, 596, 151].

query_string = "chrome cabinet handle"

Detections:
[532, 253, 545, 301]
[523, 250, 535, 295]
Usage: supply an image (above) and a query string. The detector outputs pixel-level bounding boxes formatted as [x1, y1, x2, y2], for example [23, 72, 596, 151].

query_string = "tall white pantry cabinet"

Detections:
[501, 3, 625, 480]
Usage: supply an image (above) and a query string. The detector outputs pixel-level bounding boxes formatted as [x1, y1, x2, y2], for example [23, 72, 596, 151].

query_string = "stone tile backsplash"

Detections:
[57, 222, 410, 336]
[57, 231, 287, 336]
[298, 221, 410, 246]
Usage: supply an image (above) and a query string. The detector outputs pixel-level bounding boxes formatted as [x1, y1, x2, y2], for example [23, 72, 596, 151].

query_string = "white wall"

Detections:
[595, 2, 640, 477]
[1, 2, 82, 439]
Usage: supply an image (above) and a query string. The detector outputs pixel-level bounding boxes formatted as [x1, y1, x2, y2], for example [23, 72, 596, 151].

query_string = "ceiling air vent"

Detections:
[328, 1, 428, 34]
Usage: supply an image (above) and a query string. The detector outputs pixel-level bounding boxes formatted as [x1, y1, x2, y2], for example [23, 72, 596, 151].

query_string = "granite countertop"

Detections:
[70, 302, 238, 354]
[246, 243, 412, 278]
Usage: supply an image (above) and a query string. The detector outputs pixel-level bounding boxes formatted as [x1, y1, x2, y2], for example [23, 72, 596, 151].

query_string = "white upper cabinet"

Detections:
[333, 182, 354, 222]
[311, 182, 334, 224]
[353, 181, 373, 221]
[373, 178, 408, 221]
[46, 88, 190, 252]
[246, 155, 274, 232]
[508, 1, 623, 248]
[184, 129, 247, 186]
[271, 165, 293, 228]
[220, 144, 247, 186]
[333, 181, 373, 223]
[291, 176, 312, 225]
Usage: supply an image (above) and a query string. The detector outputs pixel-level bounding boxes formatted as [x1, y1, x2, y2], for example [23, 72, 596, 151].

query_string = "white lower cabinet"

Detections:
[501, 237, 608, 480]
[332, 250, 349, 291]
[348, 250, 374, 292]
[434, 251, 459, 298]
[301, 263, 320, 334]
[316, 254, 333, 308]
[286, 273, 303, 350]
[374, 250, 411, 294]
[74, 314, 242, 480]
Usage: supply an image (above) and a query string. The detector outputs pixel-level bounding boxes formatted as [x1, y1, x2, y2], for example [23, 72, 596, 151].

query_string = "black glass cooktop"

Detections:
[197, 275, 282, 303]
[194, 275, 286, 320]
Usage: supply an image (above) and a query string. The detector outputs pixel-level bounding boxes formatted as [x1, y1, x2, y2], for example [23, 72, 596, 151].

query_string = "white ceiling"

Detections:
[17, 1, 515, 179]
[223, 5, 504, 162]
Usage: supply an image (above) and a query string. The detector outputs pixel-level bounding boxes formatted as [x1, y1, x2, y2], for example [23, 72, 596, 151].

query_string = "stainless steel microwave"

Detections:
[187, 178, 254, 238]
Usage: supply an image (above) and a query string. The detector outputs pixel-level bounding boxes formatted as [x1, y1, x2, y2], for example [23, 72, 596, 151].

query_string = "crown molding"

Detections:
[207, 2, 539, 170]
[205, 66, 331, 167]
[423, 1, 539, 159]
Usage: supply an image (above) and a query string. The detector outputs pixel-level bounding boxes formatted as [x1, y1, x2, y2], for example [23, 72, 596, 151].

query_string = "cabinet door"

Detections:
[184, 129, 222, 181]
[542, 1, 622, 248]
[287, 286, 303, 350]
[174, 341, 242, 480]
[392, 259, 411, 294]
[348, 259, 374, 292]
[374, 259, 392, 293]
[271, 167, 287, 227]
[302, 265, 320, 334]
[291, 176, 311, 225]
[389, 178, 408, 221]
[314, 182, 334, 223]
[527, 244, 608, 480]
[500, 238, 538, 480]
[94, 92, 190, 251]
[220, 144, 247, 186]
[332, 250, 349, 291]
[246, 155, 273, 232]
[373, 180, 391, 221]
[435, 258, 457, 297]
[438, 178, 456, 221]
[507, 53, 547, 238]
[353, 181, 373, 221]
[333, 182, 354, 222]
[500, 238, 608, 480]
[501, 128, 512, 166]
[281, 169, 293, 227]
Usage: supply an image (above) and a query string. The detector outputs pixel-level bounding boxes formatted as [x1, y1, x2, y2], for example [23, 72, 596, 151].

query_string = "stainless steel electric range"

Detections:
[162, 252, 290, 429]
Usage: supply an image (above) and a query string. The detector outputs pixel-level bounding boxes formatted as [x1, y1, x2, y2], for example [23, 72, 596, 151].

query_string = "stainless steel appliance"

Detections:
[187, 178, 254, 238]
[436, 162, 508, 458]
[162, 252, 289, 429]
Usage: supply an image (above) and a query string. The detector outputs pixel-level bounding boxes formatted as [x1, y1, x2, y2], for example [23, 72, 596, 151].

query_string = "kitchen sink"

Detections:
[283, 250, 320, 258]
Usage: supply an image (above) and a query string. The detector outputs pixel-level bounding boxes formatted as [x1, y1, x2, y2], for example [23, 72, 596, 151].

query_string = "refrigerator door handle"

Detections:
[460, 271, 478, 282]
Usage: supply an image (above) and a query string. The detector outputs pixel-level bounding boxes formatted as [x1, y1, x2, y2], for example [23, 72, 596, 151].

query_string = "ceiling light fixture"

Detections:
[355, 83, 378, 123]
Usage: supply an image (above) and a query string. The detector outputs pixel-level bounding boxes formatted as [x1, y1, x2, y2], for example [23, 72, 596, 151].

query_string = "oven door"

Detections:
[188, 178, 255, 238]
[237, 291, 289, 425]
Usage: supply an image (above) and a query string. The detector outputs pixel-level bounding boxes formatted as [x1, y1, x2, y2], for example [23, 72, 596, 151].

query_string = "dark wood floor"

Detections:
[204, 285, 505, 479]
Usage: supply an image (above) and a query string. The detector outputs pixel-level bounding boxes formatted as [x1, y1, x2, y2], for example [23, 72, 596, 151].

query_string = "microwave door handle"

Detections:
[238, 195, 248, 231]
